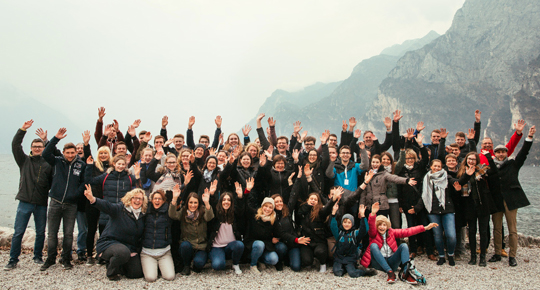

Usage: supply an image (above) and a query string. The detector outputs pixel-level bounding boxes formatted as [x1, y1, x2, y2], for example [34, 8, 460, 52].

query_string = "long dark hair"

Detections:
[301, 192, 323, 222]
[380, 151, 395, 173]
[457, 151, 480, 178]
[181, 192, 205, 219]
[303, 149, 320, 170]
[271, 194, 289, 218]
[217, 192, 235, 224]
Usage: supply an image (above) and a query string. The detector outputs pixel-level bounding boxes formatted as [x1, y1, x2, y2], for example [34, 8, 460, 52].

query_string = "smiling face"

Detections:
[381, 155, 392, 167]
[371, 157, 381, 170]
[217, 152, 228, 165]
[339, 148, 351, 163]
[30, 141, 45, 156]
[274, 160, 285, 172]
[181, 151, 191, 163]
[63, 148, 77, 162]
[495, 149, 508, 161]
[455, 136, 466, 147]
[115, 144, 127, 156]
[247, 145, 258, 158]
[466, 154, 477, 167]
[194, 147, 204, 158]
[174, 137, 184, 150]
[304, 140, 315, 152]
[329, 147, 337, 162]
[451, 146, 460, 156]
[222, 194, 231, 210]
[363, 132, 374, 147]
[114, 159, 126, 172]
[273, 196, 283, 211]
[431, 131, 441, 145]
[131, 193, 144, 210]
[151, 193, 164, 209]
[307, 194, 318, 206]
[482, 138, 493, 151]
[308, 150, 318, 163]
[377, 222, 388, 234]
[199, 137, 210, 148]
[165, 156, 177, 171]
[228, 134, 239, 146]
[188, 197, 199, 212]
[262, 203, 274, 216]
[154, 137, 164, 148]
[141, 150, 153, 163]
[99, 149, 111, 162]
[405, 154, 416, 166]
[446, 157, 458, 170]
[328, 136, 338, 147]
[430, 160, 442, 173]
[76, 144, 84, 157]
[276, 138, 288, 153]
[342, 219, 353, 231]
[206, 158, 217, 171]
[240, 155, 251, 168]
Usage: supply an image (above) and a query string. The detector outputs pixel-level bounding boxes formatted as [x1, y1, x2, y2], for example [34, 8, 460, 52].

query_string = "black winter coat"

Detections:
[142, 202, 172, 249]
[397, 146, 429, 212]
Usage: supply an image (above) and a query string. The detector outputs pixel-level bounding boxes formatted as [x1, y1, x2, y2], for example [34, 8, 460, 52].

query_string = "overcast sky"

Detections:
[0, 0, 465, 140]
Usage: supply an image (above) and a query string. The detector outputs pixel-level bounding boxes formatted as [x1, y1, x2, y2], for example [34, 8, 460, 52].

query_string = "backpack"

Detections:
[102, 173, 133, 191]
[399, 259, 426, 285]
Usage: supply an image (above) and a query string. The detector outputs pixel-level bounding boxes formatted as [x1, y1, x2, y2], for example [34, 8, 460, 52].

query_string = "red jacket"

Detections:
[360, 214, 425, 268]
[479, 131, 522, 165]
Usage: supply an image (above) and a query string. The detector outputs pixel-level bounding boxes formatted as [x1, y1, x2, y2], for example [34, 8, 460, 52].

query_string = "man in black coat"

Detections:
[4, 120, 53, 270]
[489, 125, 535, 267]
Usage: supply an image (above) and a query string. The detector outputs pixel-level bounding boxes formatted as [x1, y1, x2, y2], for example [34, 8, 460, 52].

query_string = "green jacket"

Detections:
[169, 203, 214, 250]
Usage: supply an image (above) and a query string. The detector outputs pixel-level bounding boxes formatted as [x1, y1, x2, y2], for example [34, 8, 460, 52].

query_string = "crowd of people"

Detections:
[5, 107, 536, 285]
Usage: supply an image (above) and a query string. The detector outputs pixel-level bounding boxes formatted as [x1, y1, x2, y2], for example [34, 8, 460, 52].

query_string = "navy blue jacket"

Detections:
[43, 136, 86, 204]
[142, 202, 172, 249]
[94, 198, 145, 255]
[330, 216, 368, 264]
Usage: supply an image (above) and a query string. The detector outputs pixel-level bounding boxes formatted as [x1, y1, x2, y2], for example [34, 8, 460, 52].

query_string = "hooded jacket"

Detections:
[330, 216, 368, 264]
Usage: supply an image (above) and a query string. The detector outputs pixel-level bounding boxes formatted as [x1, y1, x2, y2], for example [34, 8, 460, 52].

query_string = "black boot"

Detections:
[509, 257, 517, 267]
[181, 266, 191, 276]
[479, 254, 487, 267]
[448, 255, 455, 266]
[275, 261, 283, 271]
[468, 254, 477, 265]
[488, 254, 501, 262]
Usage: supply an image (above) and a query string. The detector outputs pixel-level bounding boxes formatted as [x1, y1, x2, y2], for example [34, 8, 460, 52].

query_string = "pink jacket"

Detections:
[360, 214, 425, 268]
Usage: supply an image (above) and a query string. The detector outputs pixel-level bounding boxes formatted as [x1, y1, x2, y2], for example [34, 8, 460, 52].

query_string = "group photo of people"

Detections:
[5, 107, 535, 285]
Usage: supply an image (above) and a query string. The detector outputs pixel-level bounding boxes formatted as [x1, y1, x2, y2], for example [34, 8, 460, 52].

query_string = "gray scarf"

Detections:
[494, 157, 508, 168]
[203, 169, 214, 182]
[422, 170, 448, 213]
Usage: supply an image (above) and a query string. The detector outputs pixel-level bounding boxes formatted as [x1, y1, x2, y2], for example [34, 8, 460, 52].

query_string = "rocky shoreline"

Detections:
[2, 227, 540, 289]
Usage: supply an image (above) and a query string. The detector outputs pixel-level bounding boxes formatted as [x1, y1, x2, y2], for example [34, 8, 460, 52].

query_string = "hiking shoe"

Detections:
[479, 254, 487, 267]
[250, 265, 261, 275]
[33, 257, 44, 264]
[275, 261, 283, 271]
[62, 259, 73, 270]
[509, 257, 517, 267]
[448, 255, 455, 266]
[416, 247, 424, 255]
[77, 253, 87, 262]
[86, 257, 96, 266]
[387, 271, 396, 284]
[488, 254, 501, 262]
[404, 272, 418, 285]
[437, 257, 446, 265]
[364, 267, 378, 277]
[428, 254, 438, 261]
[181, 266, 191, 276]
[4, 261, 17, 271]
[468, 254, 477, 265]
[108, 274, 121, 281]
[501, 249, 509, 257]
[40, 259, 55, 271]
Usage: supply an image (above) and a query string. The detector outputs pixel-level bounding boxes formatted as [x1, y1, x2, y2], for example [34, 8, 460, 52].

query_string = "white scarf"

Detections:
[203, 169, 214, 182]
[422, 170, 448, 213]
[126, 206, 142, 220]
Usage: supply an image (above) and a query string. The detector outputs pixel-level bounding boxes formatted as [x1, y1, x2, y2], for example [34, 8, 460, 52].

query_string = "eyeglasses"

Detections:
[31, 146, 44, 149]
[132, 197, 143, 201]
[153, 197, 163, 201]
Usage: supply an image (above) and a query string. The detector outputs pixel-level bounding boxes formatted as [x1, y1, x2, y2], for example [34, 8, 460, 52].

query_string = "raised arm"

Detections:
[186, 116, 196, 149]
[12, 121, 33, 167]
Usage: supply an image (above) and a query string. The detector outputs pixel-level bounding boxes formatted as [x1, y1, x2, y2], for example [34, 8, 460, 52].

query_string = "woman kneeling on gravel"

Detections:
[360, 202, 437, 285]
[84, 185, 147, 281]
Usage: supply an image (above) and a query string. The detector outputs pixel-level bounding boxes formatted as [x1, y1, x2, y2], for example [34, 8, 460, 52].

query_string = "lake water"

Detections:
[1, 154, 539, 236]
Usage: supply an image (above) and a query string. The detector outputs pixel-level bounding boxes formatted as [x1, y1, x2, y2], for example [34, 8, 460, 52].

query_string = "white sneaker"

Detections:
[250, 265, 261, 274]
[319, 264, 327, 273]
[232, 264, 242, 275]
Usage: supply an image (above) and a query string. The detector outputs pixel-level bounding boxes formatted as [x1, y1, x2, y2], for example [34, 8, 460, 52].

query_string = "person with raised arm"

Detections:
[325, 142, 369, 192]
[4, 120, 53, 270]
[83, 185, 146, 280]
[489, 125, 535, 267]
[94, 107, 124, 151]
[169, 182, 215, 275]
[41, 128, 86, 271]
[361, 202, 438, 285]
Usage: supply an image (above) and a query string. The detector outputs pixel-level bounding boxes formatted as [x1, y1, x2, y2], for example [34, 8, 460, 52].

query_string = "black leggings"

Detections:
[100, 243, 143, 278]
[300, 242, 328, 267]
[468, 213, 490, 255]
[85, 203, 102, 257]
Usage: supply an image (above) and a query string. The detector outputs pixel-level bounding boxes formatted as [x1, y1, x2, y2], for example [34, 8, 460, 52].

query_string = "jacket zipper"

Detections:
[116, 179, 120, 203]
[61, 163, 73, 203]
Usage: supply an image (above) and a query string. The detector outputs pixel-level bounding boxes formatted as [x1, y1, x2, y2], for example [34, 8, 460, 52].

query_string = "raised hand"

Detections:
[354, 129, 362, 139]
[103, 124, 113, 137]
[481, 149, 490, 155]
[242, 125, 252, 137]
[82, 130, 91, 145]
[453, 181, 462, 191]
[467, 128, 475, 140]
[215, 115, 222, 128]
[416, 121, 425, 132]
[425, 223, 439, 231]
[202, 190, 211, 205]
[408, 178, 417, 186]
[384, 117, 392, 130]
[208, 147, 216, 157]
[300, 130, 308, 142]
[475, 110, 481, 123]
[264, 146, 274, 159]
[55, 128, 67, 140]
[303, 164, 313, 176]
[98, 107, 106, 121]
[514, 119, 526, 135]
[371, 202, 380, 215]
[333, 186, 344, 201]
[439, 128, 448, 139]
[235, 182, 243, 198]
[228, 152, 236, 164]
[188, 116, 195, 129]
[358, 204, 366, 218]
[288, 172, 296, 185]
[143, 131, 152, 143]
[22, 120, 34, 130]
[332, 202, 339, 215]
[84, 184, 96, 203]
[133, 162, 141, 177]
[113, 119, 119, 131]
[219, 133, 224, 146]
[349, 117, 357, 130]
[35, 128, 47, 140]
[415, 133, 424, 146]
[292, 149, 300, 162]
[127, 125, 136, 137]
[183, 170, 193, 185]
[405, 128, 415, 140]
[466, 165, 476, 176]
[86, 156, 94, 165]
[364, 169, 375, 183]
[164, 138, 174, 147]
[293, 121, 302, 136]
[256, 113, 265, 128]
[320, 130, 330, 144]
[267, 117, 276, 127]
[259, 153, 267, 167]
[246, 177, 255, 191]
[154, 148, 164, 160]
[342, 120, 348, 132]
[132, 119, 141, 129]
[172, 183, 181, 200]
[209, 179, 218, 195]
[189, 153, 195, 164]
[393, 109, 403, 122]
[529, 125, 536, 137]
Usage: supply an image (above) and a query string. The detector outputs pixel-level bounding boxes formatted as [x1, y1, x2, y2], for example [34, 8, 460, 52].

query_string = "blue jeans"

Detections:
[275, 242, 287, 263]
[250, 240, 278, 266]
[288, 247, 301, 272]
[9, 201, 47, 263]
[428, 213, 456, 257]
[370, 243, 409, 273]
[333, 261, 365, 278]
[76, 211, 88, 255]
[209, 241, 244, 270]
[46, 199, 78, 261]
[179, 241, 207, 270]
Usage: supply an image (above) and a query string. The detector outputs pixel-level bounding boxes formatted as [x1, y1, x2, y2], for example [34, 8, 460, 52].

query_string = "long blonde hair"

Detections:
[95, 146, 112, 172]
[121, 188, 148, 213]
[255, 202, 276, 225]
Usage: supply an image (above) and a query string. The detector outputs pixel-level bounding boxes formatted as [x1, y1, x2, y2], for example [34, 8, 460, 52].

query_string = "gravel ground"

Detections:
[2, 246, 540, 290]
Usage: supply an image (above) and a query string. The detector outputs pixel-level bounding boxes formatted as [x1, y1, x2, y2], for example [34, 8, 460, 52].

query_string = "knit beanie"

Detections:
[341, 213, 355, 228]
[261, 197, 275, 209]
[194, 143, 206, 151]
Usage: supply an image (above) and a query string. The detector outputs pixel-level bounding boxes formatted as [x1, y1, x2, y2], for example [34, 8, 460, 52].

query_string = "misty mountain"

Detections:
[0, 82, 84, 154]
